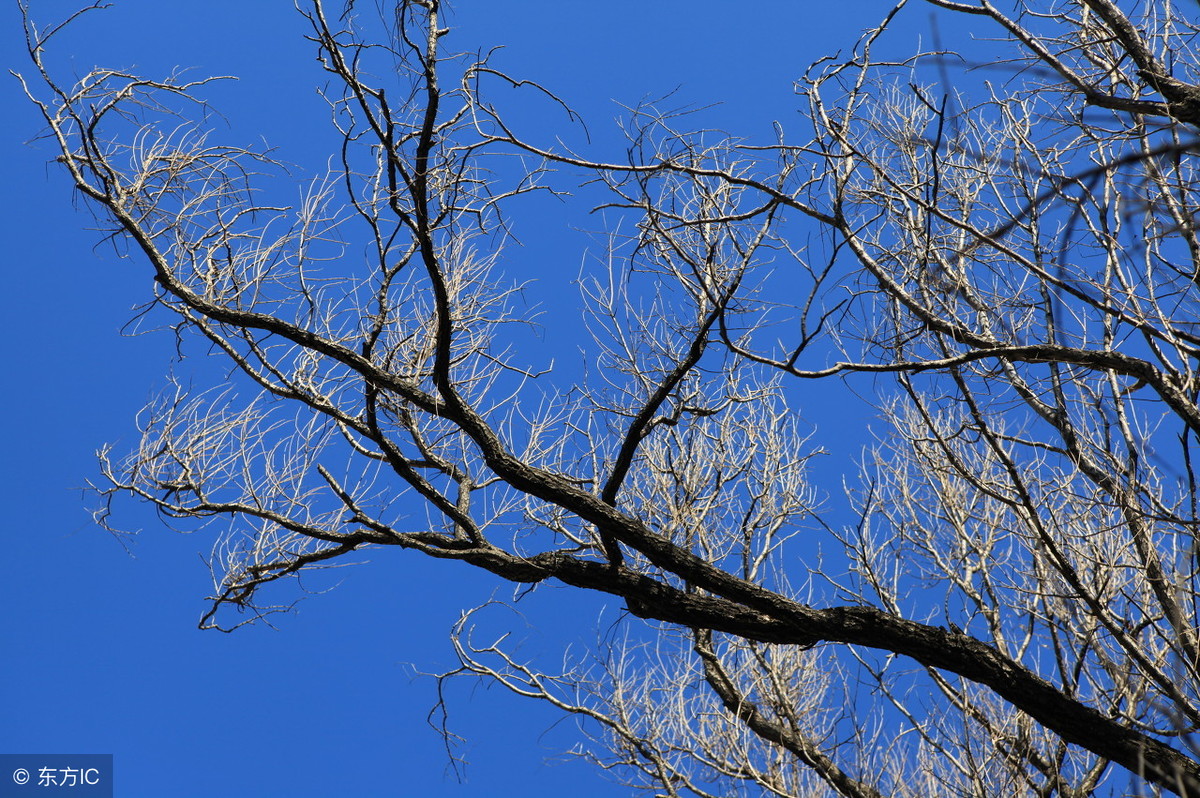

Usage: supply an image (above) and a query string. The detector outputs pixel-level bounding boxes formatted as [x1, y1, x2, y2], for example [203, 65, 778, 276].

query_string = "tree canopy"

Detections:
[19, 0, 1200, 795]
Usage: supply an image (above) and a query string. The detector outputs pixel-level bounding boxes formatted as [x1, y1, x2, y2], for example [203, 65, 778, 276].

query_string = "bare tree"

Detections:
[20, 0, 1200, 794]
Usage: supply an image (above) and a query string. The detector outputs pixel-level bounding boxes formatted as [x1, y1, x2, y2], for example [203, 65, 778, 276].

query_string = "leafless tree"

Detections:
[19, 0, 1200, 794]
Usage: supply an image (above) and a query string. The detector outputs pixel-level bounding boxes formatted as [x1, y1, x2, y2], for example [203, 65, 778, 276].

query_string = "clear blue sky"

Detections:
[1, 3, 914, 796]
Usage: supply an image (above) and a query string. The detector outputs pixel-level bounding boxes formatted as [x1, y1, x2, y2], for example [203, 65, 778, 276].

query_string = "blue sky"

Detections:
[1, 3, 912, 796]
